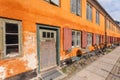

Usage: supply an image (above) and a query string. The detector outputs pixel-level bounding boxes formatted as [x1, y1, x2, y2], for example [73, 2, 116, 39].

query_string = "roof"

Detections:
[95, 0, 119, 27]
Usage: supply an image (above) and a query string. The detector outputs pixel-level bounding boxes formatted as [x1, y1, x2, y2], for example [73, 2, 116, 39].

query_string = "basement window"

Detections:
[0, 18, 22, 58]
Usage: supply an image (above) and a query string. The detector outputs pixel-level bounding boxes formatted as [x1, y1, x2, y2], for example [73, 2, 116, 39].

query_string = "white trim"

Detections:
[72, 30, 81, 48]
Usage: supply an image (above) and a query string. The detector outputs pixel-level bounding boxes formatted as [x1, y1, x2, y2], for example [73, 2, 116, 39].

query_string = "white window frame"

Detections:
[96, 34, 100, 45]
[72, 30, 81, 48]
[40, 29, 56, 42]
[96, 10, 100, 25]
[87, 33, 92, 47]
[0, 18, 22, 58]
[72, 31, 76, 47]
[76, 31, 81, 47]
[71, 0, 82, 16]
[86, 2, 92, 21]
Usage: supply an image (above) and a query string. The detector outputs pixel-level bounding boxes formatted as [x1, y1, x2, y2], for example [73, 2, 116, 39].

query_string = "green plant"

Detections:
[62, 67, 67, 73]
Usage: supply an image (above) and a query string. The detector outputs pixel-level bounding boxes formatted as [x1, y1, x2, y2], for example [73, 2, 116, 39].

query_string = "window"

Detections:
[41, 30, 56, 41]
[71, 0, 82, 16]
[96, 35, 100, 45]
[96, 10, 100, 24]
[77, 32, 81, 46]
[51, 32, 54, 38]
[47, 32, 50, 38]
[0, 18, 22, 58]
[42, 32, 46, 38]
[106, 20, 110, 29]
[87, 33, 92, 47]
[45, 0, 60, 6]
[72, 31, 75, 46]
[86, 2, 92, 21]
[5, 23, 19, 55]
[72, 31, 81, 47]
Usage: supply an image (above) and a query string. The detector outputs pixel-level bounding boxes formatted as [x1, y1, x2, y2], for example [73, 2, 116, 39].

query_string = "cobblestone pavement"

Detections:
[65, 46, 120, 80]
[106, 57, 120, 80]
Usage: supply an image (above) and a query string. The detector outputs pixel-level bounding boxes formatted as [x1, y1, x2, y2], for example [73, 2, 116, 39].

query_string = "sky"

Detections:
[98, 0, 120, 21]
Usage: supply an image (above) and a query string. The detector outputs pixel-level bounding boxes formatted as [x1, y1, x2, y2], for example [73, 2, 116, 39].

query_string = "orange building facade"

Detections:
[0, 0, 120, 79]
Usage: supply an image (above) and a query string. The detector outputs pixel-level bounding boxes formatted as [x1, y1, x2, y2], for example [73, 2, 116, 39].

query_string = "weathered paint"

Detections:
[21, 31, 37, 70]
[21, 54, 37, 70]
[0, 31, 37, 79]
[0, 66, 6, 80]
[0, 0, 120, 79]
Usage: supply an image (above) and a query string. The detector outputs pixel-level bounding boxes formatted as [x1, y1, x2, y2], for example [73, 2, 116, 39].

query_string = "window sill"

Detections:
[6, 53, 19, 57]
[71, 12, 82, 17]
[3, 53, 21, 59]
[72, 46, 80, 48]
[96, 23, 100, 26]
[86, 19, 93, 22]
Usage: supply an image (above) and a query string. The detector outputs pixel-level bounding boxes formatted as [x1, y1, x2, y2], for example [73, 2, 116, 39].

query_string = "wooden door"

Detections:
[39, 29, 57, 71]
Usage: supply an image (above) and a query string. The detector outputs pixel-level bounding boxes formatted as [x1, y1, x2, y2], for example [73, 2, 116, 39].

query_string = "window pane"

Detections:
[47, 32, 50, 38]
[90, 6, 92, 21]
[96, 11, 100, 24]
[77, 0, 81, 16]
[77, 32, 81, 46]
[86, 3, 92, 21]
[71, 0, 77, 14]
[6, 35, 18, 44]
[86, 3, 89, 20]
[51, 0, 60, 6]
[87, 33, 92, 46]
[5, 21, 21, 56]
[72, 31, 75, 46]
[6, 45, 19, 55]
[51, 32, 54, 38]
[5, 23, 18, 33]
[96, 11, 98, 23]
[42, 32, 46, 38]
[96, 35, 100, 45]
[98, 12, 100, 24]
